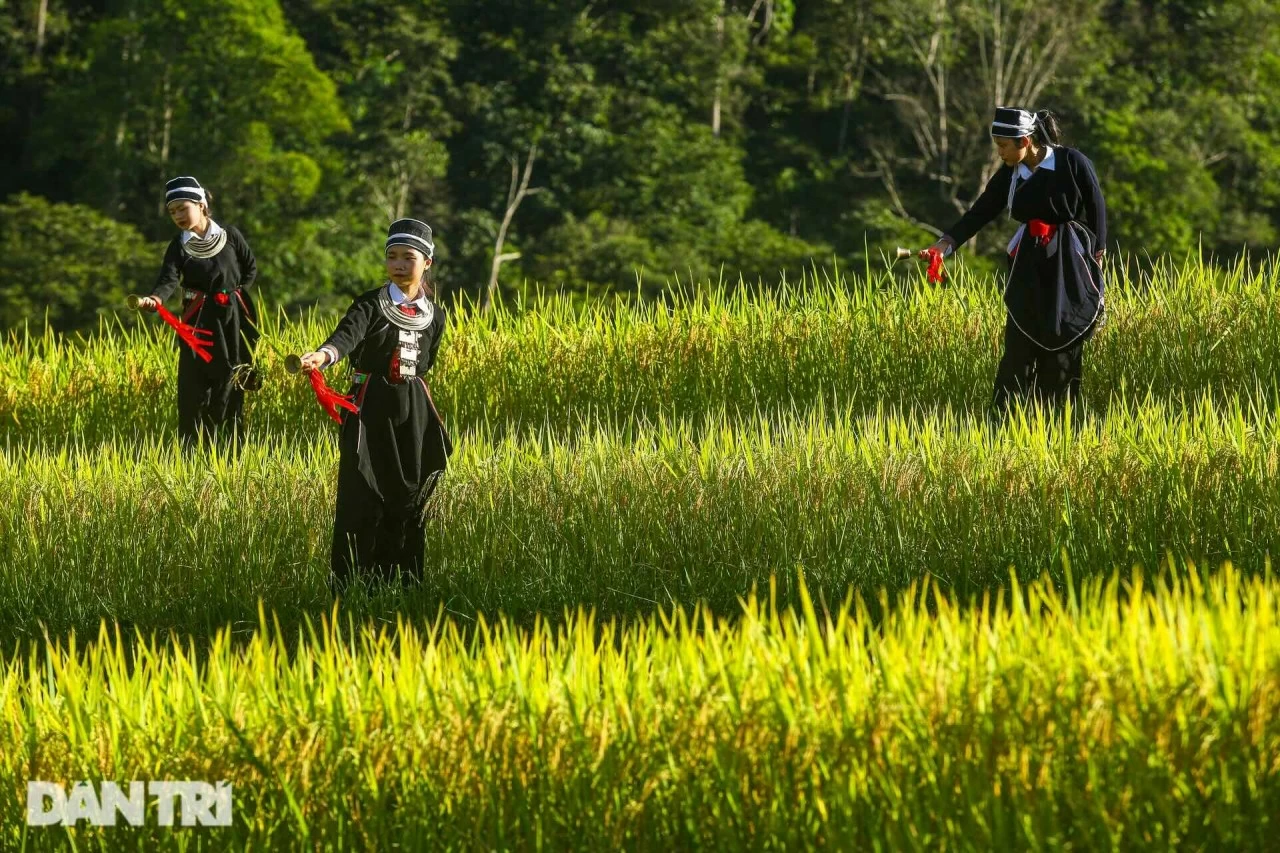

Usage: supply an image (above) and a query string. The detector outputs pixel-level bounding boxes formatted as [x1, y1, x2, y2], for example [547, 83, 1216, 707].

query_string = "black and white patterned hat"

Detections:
[165, 176, 206, 205]
[990, 107, 1037, 139]
[385, 218, 435, 259]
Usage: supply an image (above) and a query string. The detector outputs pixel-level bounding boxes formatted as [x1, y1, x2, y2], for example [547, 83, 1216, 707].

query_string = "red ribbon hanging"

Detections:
[924, 247, 946, 284]
[154, 304, 214, 363]
[1027, 219, 1057, 246]
[307, 369, 359, 424]
[1010, 220, 1059, 257]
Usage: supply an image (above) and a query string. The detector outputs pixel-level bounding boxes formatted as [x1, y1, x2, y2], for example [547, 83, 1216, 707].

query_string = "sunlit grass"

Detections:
[3, 255, 1278, 846]
[1, 396, 1276, 642]
[2, 565, 1276, 849]
[3, 254, 1277, 447]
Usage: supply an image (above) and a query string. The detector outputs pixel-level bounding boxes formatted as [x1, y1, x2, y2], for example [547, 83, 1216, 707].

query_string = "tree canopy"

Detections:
[1, 0, 1277, 330]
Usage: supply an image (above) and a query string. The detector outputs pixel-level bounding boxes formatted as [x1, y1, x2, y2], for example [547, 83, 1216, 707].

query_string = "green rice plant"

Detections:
[2, 254, 1277, 447]
[1, 396, 1276, 643]
[0, 564, 1276, 849]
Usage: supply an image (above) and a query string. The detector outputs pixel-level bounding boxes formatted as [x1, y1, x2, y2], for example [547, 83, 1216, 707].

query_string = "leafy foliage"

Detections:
[0, 193, 158, 332]
[2, 0, 1280, 329]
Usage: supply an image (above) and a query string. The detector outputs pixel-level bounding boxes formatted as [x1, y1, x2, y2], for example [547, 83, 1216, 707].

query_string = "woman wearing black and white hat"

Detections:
[925, 108, 1107, 417]
[296, 219, 452, 588]
[136, 176, 261, 447]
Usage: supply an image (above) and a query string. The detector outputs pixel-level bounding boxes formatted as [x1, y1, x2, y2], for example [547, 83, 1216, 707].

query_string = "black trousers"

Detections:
[991, 319, 1087, 416]
[177, 356, 245, 449]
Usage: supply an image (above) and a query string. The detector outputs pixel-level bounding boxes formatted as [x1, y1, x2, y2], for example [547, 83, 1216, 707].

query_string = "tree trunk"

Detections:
[394, 103, 415, 221]
[483, 143, 540, 313]
[160, 70, 172, 176]
[712, 5, 725, 137]
[837, 82, 853, 155]
[35, 0, 48, 59]
[114, 40, 134, 216]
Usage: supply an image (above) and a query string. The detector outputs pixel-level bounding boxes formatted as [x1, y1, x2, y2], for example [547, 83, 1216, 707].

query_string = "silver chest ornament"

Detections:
[376, 285, 435, 383]
[390, 328, 421, 383]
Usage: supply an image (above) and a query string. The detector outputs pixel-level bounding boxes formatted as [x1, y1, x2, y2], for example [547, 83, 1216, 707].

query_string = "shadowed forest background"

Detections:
[1, 0, 1277, 332]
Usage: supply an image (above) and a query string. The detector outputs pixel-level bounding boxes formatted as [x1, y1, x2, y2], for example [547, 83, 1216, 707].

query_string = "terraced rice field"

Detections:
[2, 256, 1278, 848]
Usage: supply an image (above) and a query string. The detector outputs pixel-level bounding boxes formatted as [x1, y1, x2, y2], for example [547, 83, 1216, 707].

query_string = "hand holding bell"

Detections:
[286, 352, 328, 374]
[127, 295, 160, 311]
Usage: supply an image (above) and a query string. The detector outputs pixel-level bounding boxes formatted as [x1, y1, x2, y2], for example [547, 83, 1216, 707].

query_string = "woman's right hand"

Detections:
[298, 351, 328, 373]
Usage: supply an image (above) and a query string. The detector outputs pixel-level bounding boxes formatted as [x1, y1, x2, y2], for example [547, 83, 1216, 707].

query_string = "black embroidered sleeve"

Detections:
[321, 298, 378, 363]
[150, 239, 185, 301]
[1074, 151, 1108, 249]
[425, 304, 448, 373]
[945, 166, 1014, 248]
[230, 227, 258, 291]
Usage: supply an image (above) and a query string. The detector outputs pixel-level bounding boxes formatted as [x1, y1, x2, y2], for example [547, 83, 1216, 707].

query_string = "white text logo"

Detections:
[27, 781, 233, 827]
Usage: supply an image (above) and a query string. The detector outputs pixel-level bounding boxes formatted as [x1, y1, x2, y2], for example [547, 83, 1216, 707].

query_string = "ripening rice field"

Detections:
[1, 400, 1279, 643]
[2, 569, 1278, 849]
[3, 255, 1278, 446]
[2, 256, 1280, 848]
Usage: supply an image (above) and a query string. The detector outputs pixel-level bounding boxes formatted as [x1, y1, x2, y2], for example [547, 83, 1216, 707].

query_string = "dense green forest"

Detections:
[1, 0, 1277, 331]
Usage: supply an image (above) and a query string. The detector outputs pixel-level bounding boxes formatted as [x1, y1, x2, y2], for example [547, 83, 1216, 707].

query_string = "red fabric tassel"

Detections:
[1028, 219, 1056, 246]
[925, 247, 946, 284]
[308, 369, 359, 424]
[1010, 220, 1059, 257]
[154, 304, 214, 363]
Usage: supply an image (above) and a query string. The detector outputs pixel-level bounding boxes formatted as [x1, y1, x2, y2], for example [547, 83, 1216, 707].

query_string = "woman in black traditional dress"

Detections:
[297, 219, 452, 587]
[924, 108, 1107, 417]
[136, 176, 261, 447]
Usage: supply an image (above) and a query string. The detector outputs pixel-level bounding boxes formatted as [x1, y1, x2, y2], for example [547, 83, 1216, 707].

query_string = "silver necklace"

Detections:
[376, 283, 434, 331]
[183, 220, 228, 259]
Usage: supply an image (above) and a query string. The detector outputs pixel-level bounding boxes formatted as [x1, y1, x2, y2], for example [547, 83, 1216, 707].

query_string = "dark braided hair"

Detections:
[1033, 110, 1063, 146]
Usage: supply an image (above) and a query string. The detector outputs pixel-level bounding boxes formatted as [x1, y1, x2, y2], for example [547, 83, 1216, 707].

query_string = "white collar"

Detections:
[181, 219, 223, 244]
[388, 281, 430, 311]
[1008, 146, 1057, 210]
[1016, 146, 1056, 180]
